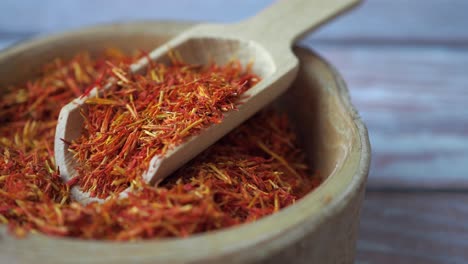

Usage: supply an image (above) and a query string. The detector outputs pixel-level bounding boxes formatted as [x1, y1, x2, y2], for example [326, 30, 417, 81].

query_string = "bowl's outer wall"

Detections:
[0, 22, 370, 264]
[267, 47, 369, 264]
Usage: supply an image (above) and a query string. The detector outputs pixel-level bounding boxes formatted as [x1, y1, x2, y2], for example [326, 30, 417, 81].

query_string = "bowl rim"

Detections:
[0, 21, 371, 263]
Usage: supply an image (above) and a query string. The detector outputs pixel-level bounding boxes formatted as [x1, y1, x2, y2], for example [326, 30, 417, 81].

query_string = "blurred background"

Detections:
[1, 0, 467, 263]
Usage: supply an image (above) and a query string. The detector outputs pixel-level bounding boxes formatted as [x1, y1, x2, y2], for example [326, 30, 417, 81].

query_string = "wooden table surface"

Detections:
[1, 1, 467, 263]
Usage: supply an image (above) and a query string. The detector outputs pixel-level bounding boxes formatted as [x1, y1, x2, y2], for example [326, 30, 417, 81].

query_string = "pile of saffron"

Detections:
[68, 52, 260, 198]
[0, 49, 321, 240]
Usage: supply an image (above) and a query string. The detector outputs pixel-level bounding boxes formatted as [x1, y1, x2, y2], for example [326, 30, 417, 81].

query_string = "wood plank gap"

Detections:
[366, 187, 468, 194]
[0, 31, 36, 39]
[305, 38, 468, 49]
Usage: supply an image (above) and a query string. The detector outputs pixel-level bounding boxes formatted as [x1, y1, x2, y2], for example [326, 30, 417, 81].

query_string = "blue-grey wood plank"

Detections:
[357, 192, 468, 264]
[1, 0, 468, 43]
[312, 44, 468, 189]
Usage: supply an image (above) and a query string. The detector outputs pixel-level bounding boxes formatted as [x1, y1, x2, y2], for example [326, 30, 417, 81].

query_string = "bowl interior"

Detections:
[0, 23, 190, 86]
[0, 22, 367, 264]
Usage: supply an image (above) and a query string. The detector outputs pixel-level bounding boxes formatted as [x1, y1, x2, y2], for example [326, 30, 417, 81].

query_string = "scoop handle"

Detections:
[238, 0, 361, 46]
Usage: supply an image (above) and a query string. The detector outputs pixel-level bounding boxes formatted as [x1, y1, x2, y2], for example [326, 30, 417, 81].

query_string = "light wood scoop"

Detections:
[55, 0, 360, 204]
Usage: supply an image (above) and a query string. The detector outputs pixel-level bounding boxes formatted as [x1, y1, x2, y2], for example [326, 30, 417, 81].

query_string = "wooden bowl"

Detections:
[0, 21, 370, 264]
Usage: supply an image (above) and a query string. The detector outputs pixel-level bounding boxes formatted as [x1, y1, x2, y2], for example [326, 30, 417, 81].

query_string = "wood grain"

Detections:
[312, 0, 468, 44]
[357, 191, 468, 264]
[312, 44, 468, 189]
[0, 0, 468, 44]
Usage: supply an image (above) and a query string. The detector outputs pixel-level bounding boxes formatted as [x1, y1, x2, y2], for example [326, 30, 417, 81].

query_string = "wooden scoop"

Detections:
[55, 0, 360, 204]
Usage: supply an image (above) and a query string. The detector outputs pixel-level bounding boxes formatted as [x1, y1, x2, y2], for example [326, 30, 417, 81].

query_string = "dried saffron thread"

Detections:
[69, 54, 261, 198]
[0, 49, 321, 240]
